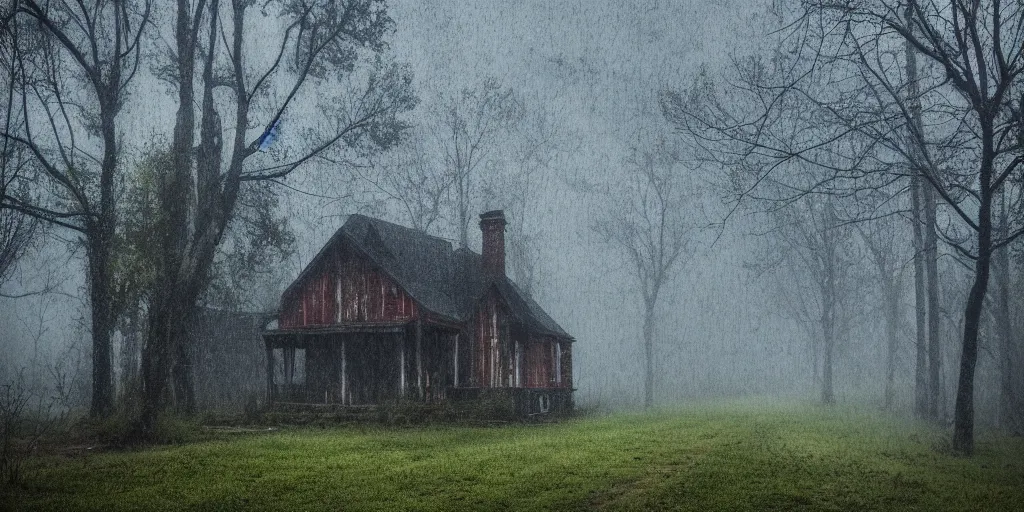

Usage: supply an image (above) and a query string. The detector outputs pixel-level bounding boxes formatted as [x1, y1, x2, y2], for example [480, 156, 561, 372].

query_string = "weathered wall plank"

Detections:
[281, 248, 417, 328]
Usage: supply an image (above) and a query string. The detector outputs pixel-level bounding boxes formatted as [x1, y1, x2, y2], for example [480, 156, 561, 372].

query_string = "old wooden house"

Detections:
[262, 210, 574, 415]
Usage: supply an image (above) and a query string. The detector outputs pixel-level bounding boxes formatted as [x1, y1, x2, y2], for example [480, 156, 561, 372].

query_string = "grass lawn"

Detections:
[3, 401, 1023, 511]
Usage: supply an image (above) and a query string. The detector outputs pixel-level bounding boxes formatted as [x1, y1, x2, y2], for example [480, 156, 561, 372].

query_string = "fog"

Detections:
[1, 0, 1021, 445]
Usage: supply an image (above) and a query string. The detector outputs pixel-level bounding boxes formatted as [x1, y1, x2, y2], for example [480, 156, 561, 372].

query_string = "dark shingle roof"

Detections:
[285, 214, 570, 338]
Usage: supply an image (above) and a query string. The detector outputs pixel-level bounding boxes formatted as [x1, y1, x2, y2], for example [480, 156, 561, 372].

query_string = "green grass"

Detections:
[3, 400, 1023, 511]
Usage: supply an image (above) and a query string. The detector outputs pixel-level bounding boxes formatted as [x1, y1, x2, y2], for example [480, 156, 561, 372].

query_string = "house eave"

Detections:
[263, 321, 411, 340]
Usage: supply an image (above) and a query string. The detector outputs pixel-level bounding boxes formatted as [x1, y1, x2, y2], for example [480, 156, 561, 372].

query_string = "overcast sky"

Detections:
[2, 0, 882, 406]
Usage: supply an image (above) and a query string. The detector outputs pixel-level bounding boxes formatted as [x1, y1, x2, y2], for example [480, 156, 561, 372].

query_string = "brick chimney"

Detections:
[479, 210, 507, 276]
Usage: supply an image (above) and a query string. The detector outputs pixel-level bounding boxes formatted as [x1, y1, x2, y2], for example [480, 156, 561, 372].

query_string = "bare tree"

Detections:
[993, 187, 1021, 433]
[360, 88, 567, 299]
[358, 127, 454, 234]
[593, 133, 691, 408]
[1010, 210, 1024, 434]
[800, 0, 1024, 455]
[750, 177, 864, 405]
[368, 91, 566, 300]
[902, 13, 943, 421]
[481, 103, 568, 297]
[1, 0, 151, 418]
[0, 290, 83, 485]
[909, 169, 930, 418]
[663, 0, 1024, 454]
[436, 78, 523, 249]
[856, 193, 911, 410]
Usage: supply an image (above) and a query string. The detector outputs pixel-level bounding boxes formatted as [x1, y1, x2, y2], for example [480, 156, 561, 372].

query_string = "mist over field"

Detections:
[1, 2, 1022, 498]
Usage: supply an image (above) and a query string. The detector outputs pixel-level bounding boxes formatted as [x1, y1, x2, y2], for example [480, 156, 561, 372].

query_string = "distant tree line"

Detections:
[661, 0, 1024, 455]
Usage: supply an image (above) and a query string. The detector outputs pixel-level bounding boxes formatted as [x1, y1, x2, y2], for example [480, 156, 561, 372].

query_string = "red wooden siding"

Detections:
[524, 336, 571, 389]
[281, 247, 417, 328]
[337, 255, 416, 323]
[524, 339, 550, 388]
[281, 271, 333, 327]
[472, 291, 570, 389]
[475, 293, 511, 387]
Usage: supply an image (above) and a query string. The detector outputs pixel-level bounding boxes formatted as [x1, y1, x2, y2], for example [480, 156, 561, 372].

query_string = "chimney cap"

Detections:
[479, 210, 507, 225]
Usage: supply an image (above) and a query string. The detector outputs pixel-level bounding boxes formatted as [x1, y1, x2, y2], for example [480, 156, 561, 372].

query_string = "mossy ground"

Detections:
[3, 400, 1022, 511]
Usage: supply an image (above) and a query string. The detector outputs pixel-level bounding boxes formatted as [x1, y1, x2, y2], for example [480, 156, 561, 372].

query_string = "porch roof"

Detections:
[263, 321, 410, 341]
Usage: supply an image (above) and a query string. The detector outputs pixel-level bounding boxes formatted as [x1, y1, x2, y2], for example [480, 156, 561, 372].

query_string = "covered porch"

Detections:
[262, 320, 461, 406]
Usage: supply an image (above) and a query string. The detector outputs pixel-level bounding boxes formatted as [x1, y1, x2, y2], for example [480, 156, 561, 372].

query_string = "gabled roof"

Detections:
[493, 278, 570, 338]
[283, 214, 571, 339]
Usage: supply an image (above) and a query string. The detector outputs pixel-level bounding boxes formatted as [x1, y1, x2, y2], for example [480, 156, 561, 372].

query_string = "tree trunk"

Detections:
[139, 303, 178, 434]
[119, 308, 142, 400]
[811, 326, 821, 392]
[141, 271, 217, 432]
[994, 192, 1021, 433]
[911, 184, 929, 418]
[953, 246, 989, 455]
[884, 284, 900, 410]
[458, 171, 469, 249]
[87, 63, 121, 418]
[905, 16, 930, 419]
[994, 250, 1019, 433]
[924, 184, 942, 420]
[822, 336, 835, 405]
[1012, 301, 1024, 436]
[952, 126, 995, 456]
[821, 303, 835, 405]
[87, 240, 114, 417]
[1015, 192, 1024, 437]
[137, 0, 197, 436]
[172, 333, 196, 414]
[643, 305, 654, 409]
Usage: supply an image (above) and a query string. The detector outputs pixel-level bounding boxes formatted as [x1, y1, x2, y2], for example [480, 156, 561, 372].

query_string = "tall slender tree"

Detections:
[993, 187, 1021, 433]
[593, 133, 692, 408]
[902, 12, 943, 420]
[436, 78, 523, 249]
[1, 0, 151, 417]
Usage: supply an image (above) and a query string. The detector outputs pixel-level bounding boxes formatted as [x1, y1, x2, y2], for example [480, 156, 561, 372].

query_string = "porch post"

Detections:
[555, 341, 562, 386]
[265, 338, 274, 406]
[515, 340, 521, 388]
[399, 334, 406, 396]
[453, 333, 459, 388]
[415, 318, 423, 400]
[341, 336, 347, 406]
[283, 343, 295, 399]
